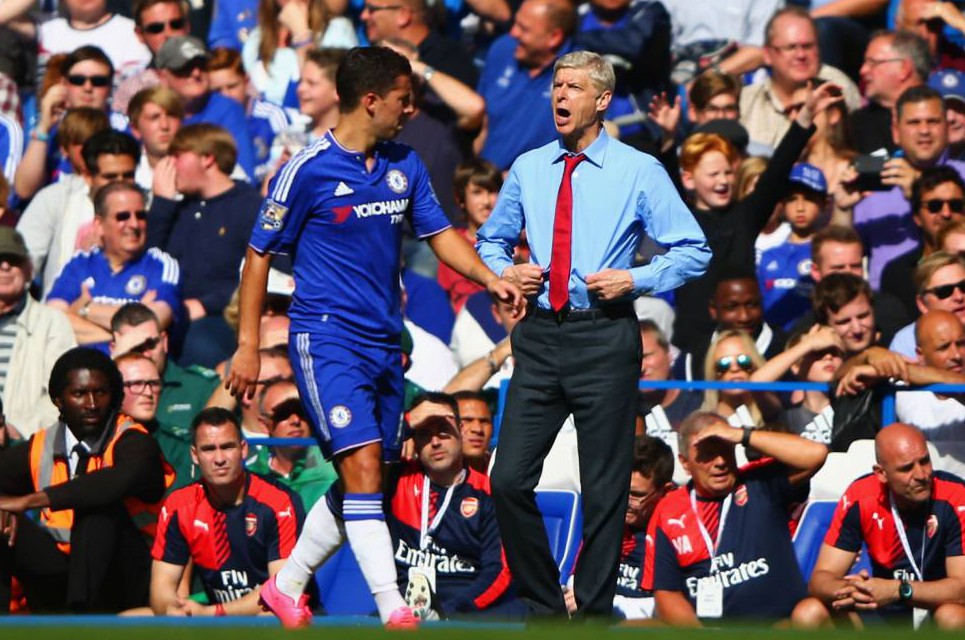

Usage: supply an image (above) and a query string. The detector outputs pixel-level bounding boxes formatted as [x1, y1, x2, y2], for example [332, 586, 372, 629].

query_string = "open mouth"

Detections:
[555, 106, 571, 126]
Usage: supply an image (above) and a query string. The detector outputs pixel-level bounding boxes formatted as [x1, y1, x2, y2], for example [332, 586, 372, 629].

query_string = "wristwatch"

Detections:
[898, 579, 913, 604]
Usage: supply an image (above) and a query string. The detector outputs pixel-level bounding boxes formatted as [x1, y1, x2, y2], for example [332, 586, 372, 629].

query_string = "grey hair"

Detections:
[890, 30, 932, 83]
[553, 51, 615, 94]
[678, 411, 728, 458]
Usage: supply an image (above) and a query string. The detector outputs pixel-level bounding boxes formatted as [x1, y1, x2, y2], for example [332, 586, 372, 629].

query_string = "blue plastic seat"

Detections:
[793, 500, 872, 580]
[535, 489, 583, 584]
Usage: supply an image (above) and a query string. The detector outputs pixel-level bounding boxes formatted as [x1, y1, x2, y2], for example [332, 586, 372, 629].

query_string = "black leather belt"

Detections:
[530, 303, 634, 322]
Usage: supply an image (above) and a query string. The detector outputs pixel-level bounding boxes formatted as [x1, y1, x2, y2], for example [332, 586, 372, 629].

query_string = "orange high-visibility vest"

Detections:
[28, 414, 175, 554]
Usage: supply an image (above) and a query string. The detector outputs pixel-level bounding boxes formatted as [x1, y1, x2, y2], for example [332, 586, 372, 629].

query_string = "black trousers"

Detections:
[491, 306, 641, 619]
[0, 505, 152, 613]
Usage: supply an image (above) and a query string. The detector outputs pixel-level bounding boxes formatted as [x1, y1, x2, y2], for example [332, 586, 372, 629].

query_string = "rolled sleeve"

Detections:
[630, 167, 710, 294]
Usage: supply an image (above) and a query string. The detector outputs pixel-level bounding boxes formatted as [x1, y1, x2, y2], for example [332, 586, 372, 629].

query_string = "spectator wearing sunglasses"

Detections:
[0, 227, 75, 439]
[37, 0, 150, 91]
[700, 329, 783, 428]
[113, 0, 192, 114]
[17, 126, 139, 299]
[15, 47, 123, 204]
[890, 252, 965, 359]
[247, 379, 336, 510]
[47, 182, 182, 351]
[110, 302, 223, 492]
[882, 167, 965, 320]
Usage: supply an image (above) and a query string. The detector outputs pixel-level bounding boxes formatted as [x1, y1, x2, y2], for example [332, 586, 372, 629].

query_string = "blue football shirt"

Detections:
[47, 246, 182, 311]
[757, 240, 813, 331]
[250, 131, 451, 345]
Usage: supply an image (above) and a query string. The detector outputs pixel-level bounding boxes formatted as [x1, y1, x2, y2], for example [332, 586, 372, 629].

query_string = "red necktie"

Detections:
[549, 153, 585, 312]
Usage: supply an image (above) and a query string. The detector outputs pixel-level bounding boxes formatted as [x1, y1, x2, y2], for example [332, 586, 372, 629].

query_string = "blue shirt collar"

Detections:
[553, 126, 610, 168]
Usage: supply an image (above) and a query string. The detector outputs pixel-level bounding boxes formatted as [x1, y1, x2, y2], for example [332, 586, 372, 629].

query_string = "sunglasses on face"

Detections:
[715, 353, 754, 375]
[0, 253, 27, 268]
[925, 279, 965, 300]
[113, 209, 147, 222]
[67, 74, 111, 88]
[269, 397, 307, 424]
[172, 60, 207, 77]
[922, 198, 965, 214]
[142, 17, 186, 34]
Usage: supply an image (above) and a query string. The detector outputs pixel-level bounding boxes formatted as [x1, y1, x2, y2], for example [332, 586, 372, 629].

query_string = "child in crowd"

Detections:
[208, 47, 290, 182]
[757, 163, 829, 331]
[437, 159, 502, 312]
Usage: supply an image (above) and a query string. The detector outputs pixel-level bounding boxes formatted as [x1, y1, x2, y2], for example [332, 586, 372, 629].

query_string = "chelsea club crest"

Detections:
[125, 275, 147, 296]
[386, 169, 408, 194]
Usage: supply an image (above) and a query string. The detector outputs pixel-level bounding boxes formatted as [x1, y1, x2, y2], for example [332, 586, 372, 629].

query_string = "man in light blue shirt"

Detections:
[476, 50, 709, 621]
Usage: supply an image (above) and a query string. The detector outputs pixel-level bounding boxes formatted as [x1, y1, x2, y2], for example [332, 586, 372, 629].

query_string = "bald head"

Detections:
[875, 422, 927, 464]
[874, 423, 933, 509]
[916, 309, 965, 372]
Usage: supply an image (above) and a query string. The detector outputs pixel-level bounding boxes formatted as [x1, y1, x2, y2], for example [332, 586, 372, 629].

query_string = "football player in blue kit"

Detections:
[225, 46, 521, 629]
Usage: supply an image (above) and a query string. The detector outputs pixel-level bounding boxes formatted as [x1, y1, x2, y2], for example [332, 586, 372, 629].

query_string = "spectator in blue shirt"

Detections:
[757, 163, 829, 331]
[155, 36, 258, 180]
[47, 182, 182, 350]
[208, 47, 290, 184]
[476, 0, 576, 170]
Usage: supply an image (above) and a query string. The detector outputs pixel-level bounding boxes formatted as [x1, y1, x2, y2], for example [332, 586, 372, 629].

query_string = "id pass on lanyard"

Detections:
[890, 493, 930, 630]
[691, 490, 732, 619]
[419, 470, 465, 549]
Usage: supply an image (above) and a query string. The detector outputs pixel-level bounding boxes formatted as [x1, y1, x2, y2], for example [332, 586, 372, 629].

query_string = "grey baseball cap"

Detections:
[156, 36, 208, 72]
[0, 227, 28, 260]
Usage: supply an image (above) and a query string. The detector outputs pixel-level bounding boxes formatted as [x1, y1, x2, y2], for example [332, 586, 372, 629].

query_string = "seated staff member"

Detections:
[150, 408, 305, 616]
[793, 423, 965, 630]
[643, 411, 827, 625]
[566, 435, 675, 621]
[385, 393, 519, 620]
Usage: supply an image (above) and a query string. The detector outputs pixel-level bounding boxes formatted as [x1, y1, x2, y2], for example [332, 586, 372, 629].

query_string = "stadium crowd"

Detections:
[4, 0, 965, 629]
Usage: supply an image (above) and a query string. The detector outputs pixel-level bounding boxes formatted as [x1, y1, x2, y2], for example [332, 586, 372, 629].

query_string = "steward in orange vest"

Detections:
[0, 347, 172, 613]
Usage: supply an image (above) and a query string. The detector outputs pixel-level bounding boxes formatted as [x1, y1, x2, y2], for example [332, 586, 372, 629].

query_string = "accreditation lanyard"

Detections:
[419, 470, 465, 550]
[690, 490, 732, 564]
[889, 493, 927, 581]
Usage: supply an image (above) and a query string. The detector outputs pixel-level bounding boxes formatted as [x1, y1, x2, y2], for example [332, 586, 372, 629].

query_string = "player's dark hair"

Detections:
[111, 302, 161, 333]
[191, 407, 242, 442]
[82, 129, 141, 177]
[632, 435, 673, 487]
[49, 347, 124, 412]
[409, 392, 460, 422]
[336, 46, 412, 113]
